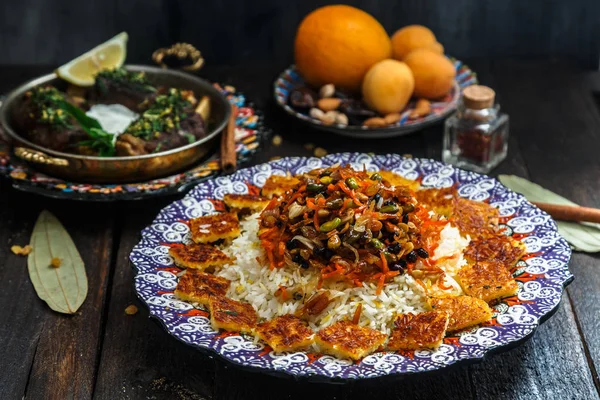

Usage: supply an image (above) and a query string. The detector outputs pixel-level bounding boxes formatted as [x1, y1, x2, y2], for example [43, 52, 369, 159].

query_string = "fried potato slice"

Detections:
[223, 193, 270, 214]
[261, 175, 300, 198]
[189, 212, 240, 243]
[429, 295, 493, 332]
[387, 311, 449, 350]
[464, 235, 527, 268]
[378, 171, 421, 191]
[169, 243, 232, 271]
[209, 296, 257, 334]
[315, 321, 386, 360]
[256, 314, 314, 352]
[456, 261, 519, 302]
[174, 270, 230, 306]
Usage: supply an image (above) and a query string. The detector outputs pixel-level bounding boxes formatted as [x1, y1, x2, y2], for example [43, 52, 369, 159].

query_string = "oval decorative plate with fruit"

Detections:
[274, 6, 477, 139]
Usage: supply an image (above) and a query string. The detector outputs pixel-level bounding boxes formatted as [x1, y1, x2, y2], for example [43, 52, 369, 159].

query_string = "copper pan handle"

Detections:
[14, 147, 69, 167]
[152, 43, 205, 72]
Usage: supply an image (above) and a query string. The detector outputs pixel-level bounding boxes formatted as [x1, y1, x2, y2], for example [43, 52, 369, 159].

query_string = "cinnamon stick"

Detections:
[532, 202, 600, 224]
[220, 104, 237, 174]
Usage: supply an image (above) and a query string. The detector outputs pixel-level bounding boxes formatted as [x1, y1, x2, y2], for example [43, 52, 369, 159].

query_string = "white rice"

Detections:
[214, 212, 470, 334]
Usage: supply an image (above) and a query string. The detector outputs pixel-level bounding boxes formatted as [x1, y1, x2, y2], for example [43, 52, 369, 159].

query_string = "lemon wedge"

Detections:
[56, 32, 128, 86]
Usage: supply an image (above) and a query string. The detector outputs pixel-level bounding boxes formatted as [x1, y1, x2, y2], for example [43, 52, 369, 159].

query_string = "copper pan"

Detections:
[0, 64, 231, 183]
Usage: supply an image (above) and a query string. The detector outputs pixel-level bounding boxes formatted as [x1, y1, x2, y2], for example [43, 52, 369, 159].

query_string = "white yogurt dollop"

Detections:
[85, 104, 139, 135]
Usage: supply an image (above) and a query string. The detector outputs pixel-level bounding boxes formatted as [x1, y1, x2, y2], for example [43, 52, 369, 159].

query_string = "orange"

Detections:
[362, 59, 414, 114]
[391, 25, 437, 60]
[404, 49, 456, 99]
[294, 5, 392, 92]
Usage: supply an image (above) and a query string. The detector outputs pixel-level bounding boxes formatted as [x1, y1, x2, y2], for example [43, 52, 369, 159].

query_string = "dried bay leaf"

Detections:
[28, 210, 88, 314]
[498, 175, 600, 253]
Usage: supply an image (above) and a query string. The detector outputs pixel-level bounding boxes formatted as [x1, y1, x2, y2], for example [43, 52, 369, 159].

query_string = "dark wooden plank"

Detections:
[0, 181, 117, 399]
[488, 60, 600, 394]
[24, 201, 117, 399]
[471, 300, 599, 399]
[0, 183, 46, 399]
[92, 199, 215, 400]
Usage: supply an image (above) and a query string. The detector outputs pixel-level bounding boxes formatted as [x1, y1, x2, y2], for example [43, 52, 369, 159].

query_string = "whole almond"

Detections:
[384, 113, 402, 125]
[363, 117, 387, 128]
[317, 98, 342, 112]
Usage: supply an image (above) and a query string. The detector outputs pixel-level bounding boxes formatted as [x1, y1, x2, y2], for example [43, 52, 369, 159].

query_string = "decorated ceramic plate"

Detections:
[130, 153, 572, 381]
[0, 85, 268, 201]
[274, 59, 477, 139]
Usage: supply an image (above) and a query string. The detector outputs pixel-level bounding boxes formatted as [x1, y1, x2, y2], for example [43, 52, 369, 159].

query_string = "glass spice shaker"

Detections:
[442, 85, 509, 174]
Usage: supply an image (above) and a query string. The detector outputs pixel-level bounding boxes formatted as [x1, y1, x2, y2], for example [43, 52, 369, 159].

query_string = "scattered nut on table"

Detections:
[272, 134, 283, 146]
[304, 143, 315, 151]
[317, 98, 341, 112]
[319, 84, 335, 98]
[125, 305, 139, 315]
[11, 244, 32, 256]
[314, 147, 328, 157]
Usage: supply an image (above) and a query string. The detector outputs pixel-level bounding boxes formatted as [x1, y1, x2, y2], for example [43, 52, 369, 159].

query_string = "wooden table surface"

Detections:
[0, 60, 599, 400]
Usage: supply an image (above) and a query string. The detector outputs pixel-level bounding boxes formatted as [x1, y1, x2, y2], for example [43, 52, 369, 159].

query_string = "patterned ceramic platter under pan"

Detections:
[0, 85, 268, 201]
[130, 153, 572, 381]
[274, 59, 477, 139]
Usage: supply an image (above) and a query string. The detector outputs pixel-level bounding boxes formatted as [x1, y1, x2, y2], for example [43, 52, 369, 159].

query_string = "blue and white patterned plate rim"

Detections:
[130, 152, 572, 381]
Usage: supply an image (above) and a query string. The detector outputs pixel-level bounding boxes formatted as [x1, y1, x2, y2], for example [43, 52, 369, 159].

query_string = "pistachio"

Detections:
[380, 203, 399, 213]
[307, 183, 326, 192]
[384, 113, 402, 125]
[320, 176, 333, 185]
[319, 83, 335, 98]
[370, 173, 382, 181]
[319, 217, 342, 233]
[345, 177, 359, 190]
[326, 198, 344, 209]
[317, 98, 342, 112]
[363, 117, 387, 128]
[369, 238, 384, 250]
